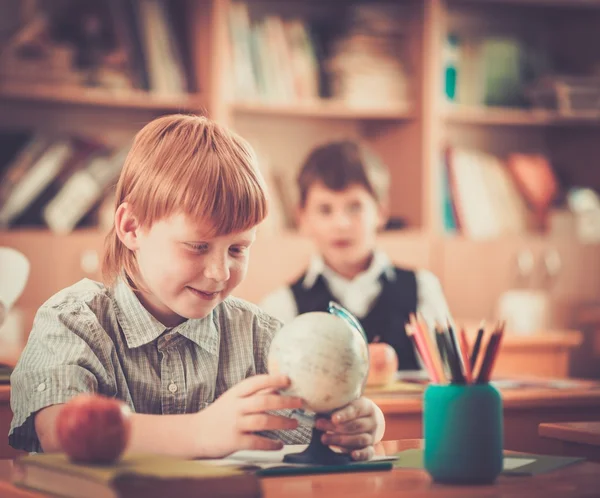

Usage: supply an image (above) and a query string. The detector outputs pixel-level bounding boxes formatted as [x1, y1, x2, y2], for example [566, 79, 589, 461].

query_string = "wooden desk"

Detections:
[464, 328, 582, 379]
[1, 440, 599, 497]
[539, 422, 600, 462]
[0, 336, 20, 460]
[0, 385, 21, 460]
[369, 381, 600, 454]
[3, 382, 600, 460]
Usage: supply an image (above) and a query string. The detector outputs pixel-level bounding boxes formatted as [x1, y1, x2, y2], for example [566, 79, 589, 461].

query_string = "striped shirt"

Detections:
[9, 278, 311, 452]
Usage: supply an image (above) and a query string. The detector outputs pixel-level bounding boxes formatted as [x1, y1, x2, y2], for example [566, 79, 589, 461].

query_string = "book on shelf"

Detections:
[0, 133, 52, 211]
[0, 134, 112, 228]
[14, 136, 109, 227]
[0, 0, 191, 96]
[13, 452, 261, 498]
[444, 146, 532, 239]
[135, 0, 188, 95]
[0, 138, 74, 227]
[43, 146, 129, 234]
[445, 32, 548, 109]
[440, 150, 458, 233]
[107, 0, 151, 91]
[227, 1, 409, 107]
[0, 132, 129, 231]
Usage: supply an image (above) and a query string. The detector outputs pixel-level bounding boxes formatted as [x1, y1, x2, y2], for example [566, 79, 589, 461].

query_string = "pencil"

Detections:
[441, 327, 464, 383]
[446, 321, 467, 383]
[434, 325, 448, 376]
[458, 328, 473, 384]
[406, 322, 441, 384]
[414, 314, 446, 384]
[482, 321, 505, 383]
[475, 324, 503, 383]
[447, 320, 463, 366]
[470, 321, 485, 371]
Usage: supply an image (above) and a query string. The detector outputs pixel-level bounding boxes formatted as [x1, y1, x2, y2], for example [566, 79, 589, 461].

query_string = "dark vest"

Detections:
[290, 267, 419, 370]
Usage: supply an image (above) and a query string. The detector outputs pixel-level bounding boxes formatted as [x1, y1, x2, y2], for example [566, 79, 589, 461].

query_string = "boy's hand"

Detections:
[315, 397, 383, 461]
[195, 374, 303, 457]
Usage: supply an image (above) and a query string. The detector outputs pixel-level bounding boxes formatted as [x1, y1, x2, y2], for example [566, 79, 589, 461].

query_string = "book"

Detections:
[0, 134, 52, 210]
[0, 139, 74, 227]
[43, 146, 128, 234]
[15, 136, 107, 227]
[393, 448, 584, 476]
[207, 444, 395, 476]
[13, 453, 261, 498]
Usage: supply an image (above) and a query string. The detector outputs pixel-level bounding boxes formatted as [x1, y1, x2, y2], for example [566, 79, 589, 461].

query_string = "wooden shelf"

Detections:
[454, 0, 600, 8]
[0, 226, 107, 242]
[0, 82, 205, 112]
[443, 106, 600, 126]
[232, 100, 416, 121]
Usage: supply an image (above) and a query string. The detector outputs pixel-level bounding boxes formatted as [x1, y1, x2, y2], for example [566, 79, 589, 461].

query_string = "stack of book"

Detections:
[0, 132, 128, 233]
[440, 146, 559, 239]
[12, 453, 261, 498]
[0, 0, 192, 95]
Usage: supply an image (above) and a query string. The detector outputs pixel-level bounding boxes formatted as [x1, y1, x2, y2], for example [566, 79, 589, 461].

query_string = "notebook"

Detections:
[206, 444, 396, 476]
[13, 452, 261, 498]
[393, 448, 584, 476]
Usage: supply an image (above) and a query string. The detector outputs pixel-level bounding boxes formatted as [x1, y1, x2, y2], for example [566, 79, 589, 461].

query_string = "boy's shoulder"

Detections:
[217, 295, 282, 330]
[43, 278, 110, 311]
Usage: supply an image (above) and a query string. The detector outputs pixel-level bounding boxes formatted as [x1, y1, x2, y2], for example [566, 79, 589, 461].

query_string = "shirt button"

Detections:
[36, 383, 46, 392]
[168, 383, 178, 393]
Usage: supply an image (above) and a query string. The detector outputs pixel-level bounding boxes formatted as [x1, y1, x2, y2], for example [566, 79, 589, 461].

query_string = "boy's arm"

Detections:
[9, 301, 114, 453]
[36, 405, 203, 458]
[35, 374, 305, 459]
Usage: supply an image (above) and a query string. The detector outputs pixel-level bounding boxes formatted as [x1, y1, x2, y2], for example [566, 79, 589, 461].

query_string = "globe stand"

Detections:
[283, 425, 351, 465]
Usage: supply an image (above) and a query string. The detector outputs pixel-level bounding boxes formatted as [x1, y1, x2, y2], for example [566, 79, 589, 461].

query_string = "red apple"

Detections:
[366, 340, 399, 387]
[56, 393, 132, 464]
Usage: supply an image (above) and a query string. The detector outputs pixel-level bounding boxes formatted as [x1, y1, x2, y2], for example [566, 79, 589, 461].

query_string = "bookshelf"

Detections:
[232, 100, 416, 121]
[0, 0, 599, 335]
[0, 82, 206, 112]
[444, 106, 600, 126]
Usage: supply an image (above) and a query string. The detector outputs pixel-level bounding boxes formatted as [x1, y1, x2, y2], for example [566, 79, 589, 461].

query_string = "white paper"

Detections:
[202, 444, 397, 469]
[503, 457, 536, 470]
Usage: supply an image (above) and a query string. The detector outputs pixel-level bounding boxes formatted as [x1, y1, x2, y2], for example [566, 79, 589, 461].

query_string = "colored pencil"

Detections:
[480, 321, 505, 383]
[458, 328, 473, 384]
[405, 324, 440, 384]
[441, 326, 464, 384]
[434, 326, 448, 376]
[476, 324, 503, 383]
[470, 321, 485, 370]
[413, 314, 446, 384]
[447, 321, 462, 366]
[446, 322, 467, 383]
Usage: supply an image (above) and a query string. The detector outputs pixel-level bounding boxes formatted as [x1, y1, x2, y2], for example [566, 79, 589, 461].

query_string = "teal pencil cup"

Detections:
[423, 383, 503, 485]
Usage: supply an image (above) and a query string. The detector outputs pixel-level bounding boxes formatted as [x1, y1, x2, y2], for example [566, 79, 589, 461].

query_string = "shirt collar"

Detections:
[177, 314, 220, 356]
[302, 249, 395, 289]
[112, 278, 219, 354]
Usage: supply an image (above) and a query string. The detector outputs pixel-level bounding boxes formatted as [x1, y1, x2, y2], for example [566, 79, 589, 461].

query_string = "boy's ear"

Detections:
[115, 203, 141, 251]
[295, 205, 308, 234]
[377, 199, 390, 231]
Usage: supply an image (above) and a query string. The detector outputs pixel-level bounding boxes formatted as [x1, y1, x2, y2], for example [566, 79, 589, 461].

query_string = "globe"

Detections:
[268, 311, 369, 414]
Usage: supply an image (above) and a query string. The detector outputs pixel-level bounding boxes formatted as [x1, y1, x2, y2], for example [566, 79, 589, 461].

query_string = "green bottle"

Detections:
[444, 34, 460, 102]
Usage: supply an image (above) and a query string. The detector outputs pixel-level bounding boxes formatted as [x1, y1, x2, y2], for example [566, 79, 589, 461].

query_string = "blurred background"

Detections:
[0, 0, 599, 378]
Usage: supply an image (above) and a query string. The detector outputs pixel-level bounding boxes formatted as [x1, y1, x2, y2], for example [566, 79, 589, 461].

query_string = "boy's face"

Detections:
[298, 182, 385, 271]
[120, 210, 255, 326]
